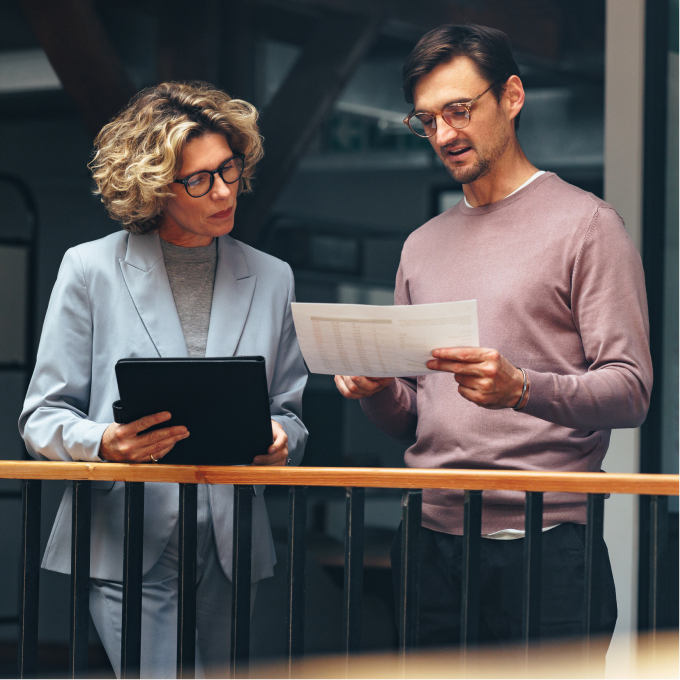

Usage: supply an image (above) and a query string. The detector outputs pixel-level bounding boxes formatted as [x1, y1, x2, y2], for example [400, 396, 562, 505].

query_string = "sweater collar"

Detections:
[457, 171, 555, 216]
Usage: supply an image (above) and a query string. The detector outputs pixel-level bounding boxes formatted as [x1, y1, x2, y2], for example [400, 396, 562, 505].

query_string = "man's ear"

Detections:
[503, 75, 525, 125]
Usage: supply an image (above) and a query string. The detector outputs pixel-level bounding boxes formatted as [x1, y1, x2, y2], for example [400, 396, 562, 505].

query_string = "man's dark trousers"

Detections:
[391, 522, 617, 649]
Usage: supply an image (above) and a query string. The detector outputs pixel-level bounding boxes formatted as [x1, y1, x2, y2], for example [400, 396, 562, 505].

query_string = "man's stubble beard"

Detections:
[441, 125, 512, 186]
[445, 154, 492, 185]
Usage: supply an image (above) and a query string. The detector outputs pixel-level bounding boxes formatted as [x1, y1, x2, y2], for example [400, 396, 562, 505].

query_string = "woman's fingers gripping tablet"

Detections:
[252, 420, 289, 466]
[99, 411, 189, 463]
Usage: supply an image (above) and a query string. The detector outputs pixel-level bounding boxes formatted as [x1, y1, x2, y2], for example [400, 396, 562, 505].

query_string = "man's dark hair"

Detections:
[402, 24, 522, 130]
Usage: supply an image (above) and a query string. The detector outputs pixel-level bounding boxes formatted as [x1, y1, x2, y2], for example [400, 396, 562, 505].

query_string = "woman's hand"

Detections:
[99, 411, 189, 463]
[334, 375, 394, 400]
[252, 420, 289, 466]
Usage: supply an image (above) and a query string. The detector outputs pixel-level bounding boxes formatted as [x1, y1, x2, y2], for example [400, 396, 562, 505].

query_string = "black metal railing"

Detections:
[4, 463, 678, 679]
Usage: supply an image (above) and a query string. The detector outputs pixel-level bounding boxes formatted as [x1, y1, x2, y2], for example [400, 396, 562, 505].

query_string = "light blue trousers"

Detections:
[90, 487, 257, 679]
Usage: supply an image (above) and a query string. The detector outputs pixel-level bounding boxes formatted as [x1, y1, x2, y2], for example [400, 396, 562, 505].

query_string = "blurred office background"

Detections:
[0, 0, 676, 675]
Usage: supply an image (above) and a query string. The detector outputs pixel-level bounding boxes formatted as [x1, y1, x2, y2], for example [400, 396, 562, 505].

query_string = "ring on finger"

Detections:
[150, 453, 159, 463]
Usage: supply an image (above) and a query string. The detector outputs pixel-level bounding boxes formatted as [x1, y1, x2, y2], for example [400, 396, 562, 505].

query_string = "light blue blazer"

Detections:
[19, 231, 308, 582]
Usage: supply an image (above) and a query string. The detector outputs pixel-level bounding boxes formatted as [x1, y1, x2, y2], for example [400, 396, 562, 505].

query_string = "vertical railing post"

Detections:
[230, 485, 253, 679]
[285, 486, 307, 677]
[343, 487, 365, 659]
[17, 479, 41, 679]
[121, 482, 145, 679]
[648, 494, 668, 655]
[69, 481, 91, 678]
[399, 489, 421, 657]
[460, 489, 482, 661]
[522, 491, 543, 656]
[584, 493, 605, 668]
[177, 484, 197, 680]
[638, 494, 651, 631]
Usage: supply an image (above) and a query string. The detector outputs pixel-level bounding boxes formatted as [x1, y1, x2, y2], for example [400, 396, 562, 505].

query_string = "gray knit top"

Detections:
[160, 238, 217, 358]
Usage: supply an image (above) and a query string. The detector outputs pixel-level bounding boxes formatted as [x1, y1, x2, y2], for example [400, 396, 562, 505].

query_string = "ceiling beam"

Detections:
[157, 0, 221, 84]
[255, 0, 565, 61]
[20, 0, 135, 137]
[156, 0, 260, 100]
[218, 1, 258, 102]
[233, 9, 383, 245]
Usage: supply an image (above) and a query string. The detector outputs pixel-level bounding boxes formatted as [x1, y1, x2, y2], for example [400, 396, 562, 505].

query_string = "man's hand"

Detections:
[253, 420, 289, 466]
[100, 412, 189, 463]
[334, 375, 395, 400]
[427, 348, 527, 410]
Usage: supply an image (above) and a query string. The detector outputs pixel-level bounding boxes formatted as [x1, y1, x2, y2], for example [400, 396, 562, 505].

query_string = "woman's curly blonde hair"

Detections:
[89, 81, 264, 235]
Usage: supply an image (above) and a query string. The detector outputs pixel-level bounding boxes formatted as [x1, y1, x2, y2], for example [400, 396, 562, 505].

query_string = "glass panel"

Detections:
[0, 183, 29, 241]
[363, 238, 403, 282]
[0, 372, 28, 461]
[438, 190, 465, 213]
[309, 235, 359, 273]
[0, 245, 26, 364]
[337, 282, 394, 306]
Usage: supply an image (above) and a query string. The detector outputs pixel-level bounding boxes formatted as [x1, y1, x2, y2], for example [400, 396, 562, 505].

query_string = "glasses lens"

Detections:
[442, 105, 470, 129]
[220, 156, 244, 184]
[409, 113, 436, 138]
[185, 172, 212, 197]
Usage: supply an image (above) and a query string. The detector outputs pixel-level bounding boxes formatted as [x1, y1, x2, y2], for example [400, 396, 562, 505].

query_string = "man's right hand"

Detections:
[99, 411, 189, 463]
[334, 375, 394, 400]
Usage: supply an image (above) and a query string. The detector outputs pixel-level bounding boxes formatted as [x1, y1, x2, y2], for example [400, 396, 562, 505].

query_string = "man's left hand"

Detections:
[427, 347, 526, 410]
[253, 420, 289, 465]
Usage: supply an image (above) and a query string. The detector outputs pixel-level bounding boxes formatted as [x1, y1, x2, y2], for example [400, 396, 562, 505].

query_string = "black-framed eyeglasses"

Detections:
[403, 83, 496, 138]
[173, 153, 245, 198]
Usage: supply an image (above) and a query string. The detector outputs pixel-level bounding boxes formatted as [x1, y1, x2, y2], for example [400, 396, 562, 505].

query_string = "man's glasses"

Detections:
[173, 154, 245, 198]
[403, 84, 496, 138]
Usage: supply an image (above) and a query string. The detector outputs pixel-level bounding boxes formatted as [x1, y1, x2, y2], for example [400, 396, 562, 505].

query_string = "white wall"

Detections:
[603, 0, 646, 670]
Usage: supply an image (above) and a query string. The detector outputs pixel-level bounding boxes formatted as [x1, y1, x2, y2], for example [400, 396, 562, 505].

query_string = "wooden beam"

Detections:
[157, 0, 221, 84]
[256, 0, 567, 61]
[233, 9, 383, 245]
[218, 1, 258, 102]
[0, 461, 677, 496]
[20, 0, 135, 137]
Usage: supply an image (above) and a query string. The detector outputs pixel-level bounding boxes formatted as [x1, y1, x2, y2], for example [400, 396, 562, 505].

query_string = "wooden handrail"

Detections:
[0, 462, 677, 495]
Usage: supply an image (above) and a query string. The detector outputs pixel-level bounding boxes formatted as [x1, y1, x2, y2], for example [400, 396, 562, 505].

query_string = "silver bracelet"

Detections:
[512, 368, 527, 411]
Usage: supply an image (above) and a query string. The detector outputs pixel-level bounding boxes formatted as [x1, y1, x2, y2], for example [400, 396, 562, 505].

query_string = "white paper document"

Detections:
[291, 300, 479, 377]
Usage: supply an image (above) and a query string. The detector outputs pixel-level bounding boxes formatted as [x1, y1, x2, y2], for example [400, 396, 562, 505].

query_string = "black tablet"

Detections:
[114, 357, 272, 466]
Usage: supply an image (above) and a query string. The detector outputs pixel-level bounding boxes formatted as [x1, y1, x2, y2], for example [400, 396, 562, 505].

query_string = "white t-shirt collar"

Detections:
[462, 170, 545, 208]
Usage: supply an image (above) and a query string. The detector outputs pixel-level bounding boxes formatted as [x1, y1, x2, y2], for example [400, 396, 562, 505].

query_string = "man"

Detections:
[334, 24, 652, 654]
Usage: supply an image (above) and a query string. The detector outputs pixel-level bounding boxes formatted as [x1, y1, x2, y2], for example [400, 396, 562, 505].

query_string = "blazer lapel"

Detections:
[205, 235, 256, 357]
[119, 233, 188, 358]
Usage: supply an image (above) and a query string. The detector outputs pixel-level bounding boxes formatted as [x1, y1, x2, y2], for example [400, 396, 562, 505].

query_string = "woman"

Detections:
[19, 82, 308, 678]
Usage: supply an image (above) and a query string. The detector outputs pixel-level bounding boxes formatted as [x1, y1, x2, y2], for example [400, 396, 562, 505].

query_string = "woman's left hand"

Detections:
[252, 420, 289, 466]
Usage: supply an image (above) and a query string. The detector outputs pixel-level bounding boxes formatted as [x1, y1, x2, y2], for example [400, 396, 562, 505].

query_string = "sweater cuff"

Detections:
[518, 368, 554, 420]
[361, 379, 412, 415]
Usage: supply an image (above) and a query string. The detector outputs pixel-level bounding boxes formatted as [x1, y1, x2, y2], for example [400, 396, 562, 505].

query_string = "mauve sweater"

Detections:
[361, 172, 652, 534]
